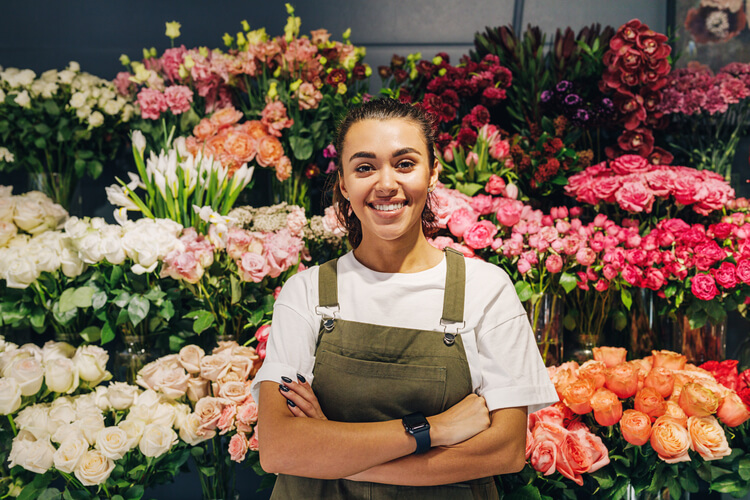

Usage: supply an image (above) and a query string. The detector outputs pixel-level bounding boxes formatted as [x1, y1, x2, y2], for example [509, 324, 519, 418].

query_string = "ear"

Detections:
[428, 158, 440, 191]
[338, 172, 349, 200]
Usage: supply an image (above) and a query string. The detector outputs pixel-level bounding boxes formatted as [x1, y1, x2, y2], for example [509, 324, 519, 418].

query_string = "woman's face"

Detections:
[339, 118, 438, 246]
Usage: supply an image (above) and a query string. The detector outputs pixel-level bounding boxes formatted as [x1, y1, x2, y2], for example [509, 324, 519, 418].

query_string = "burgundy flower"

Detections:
[391, 54, 406, 68]
[352, 64, 368, 80]
[647, 147, 673, 165]
[378, 66, 392, 79]
[326, 68, 347, 87]
[481, 86, 507, 106]
[393, 69, 408, 84]
[457, 128, 478, 148]
[616, 128, 654, 156]
[416, 60, 435, 78]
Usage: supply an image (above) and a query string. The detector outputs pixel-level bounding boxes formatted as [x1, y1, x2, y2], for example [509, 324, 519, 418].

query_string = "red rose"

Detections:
[694, 241, 726, 271]
[691, 273, 719, 301]
[712, 261, 738, 289]
[710, 223, 735, 240]
[736, 258, 750, 285]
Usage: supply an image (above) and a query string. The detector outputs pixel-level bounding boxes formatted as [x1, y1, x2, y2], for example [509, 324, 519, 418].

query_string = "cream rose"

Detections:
[47, 398, 77, 436]
[14, 436, 55, 473]
[178, 345, 204, 374]
[106, 382, 139, 410]
[95, 426, 132, 460]
[139, 423, 177, 458]
[200, 354, 231, 381]
[118, 418, 146, 449]
[77, 412, 106, 445]
[74, 450, 115, 486]
[9, 356, 44, 396]
[0, 377, 22, 414]
[179, 413, 216, 446]
[15, 404, 50, 440]
[150, 402, 177, 427]
[45, 357, 79, 393]
[41, 340, 76, 363]
[73, 345, 111, 385]
[53, 434, 89, 473]
[0, 221, 17, 246]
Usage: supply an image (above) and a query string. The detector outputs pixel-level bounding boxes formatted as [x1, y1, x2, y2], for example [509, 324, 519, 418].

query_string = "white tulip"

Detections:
[105, 184, 140, 211]
[131, 131, 147, 159]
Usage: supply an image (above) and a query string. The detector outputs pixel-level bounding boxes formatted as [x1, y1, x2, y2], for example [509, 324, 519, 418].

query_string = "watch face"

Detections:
[403, 413, 428, 431]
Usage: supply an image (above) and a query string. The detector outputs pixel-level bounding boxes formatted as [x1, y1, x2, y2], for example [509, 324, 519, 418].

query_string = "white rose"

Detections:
[103, 99, 122, 116]
[100, 234, 126, 265]
[69, 91, 88, 109]
[58, 69, 75, 85]
[138, 423, 177, 458]
[3, 253, 39, 289]
[0, 88, 5, 103]
[73, 392, 99, 417]
[150, 402, 177, 427]
[171, 402, 191, 430]
[88, 111, 104, 128]
[76, 412, 105, 445]
[0, 377, 22, 414]
[76, 105, 92, 120]
[118, 418, 146, 448]
[60, 246, 84, 278]
[27, 238, 60, 274]
[13, 196, 47, 234]
[15, 404, 50, 440]
[0, 221, 17, 247]
[15, 69, 36, 87]
[47, 397, 77, 436]
[0, 149, 14, 164]
[0, 197, 15, 223]
[10, 434, 55, 474]
[51, 422, 79, 444]
[178, 413, 215, 446]
[44, 357, 79, 393]
[41, 340, 76, 363]
[9, 356, 44, 396]
[53, 434, 89, 473]
[0, 344, 25, 375]
[106, 382, 139, 410]
[13, 90, 31, 108]
[74, 450, 115, 486]
[67, 62, 80, 73]
[95, 426, 131, 460]
[7, 430, 35, 469]
[94, 385, 111, 411]
[73, 345, 110, 385]
[122, 103, 134, 122]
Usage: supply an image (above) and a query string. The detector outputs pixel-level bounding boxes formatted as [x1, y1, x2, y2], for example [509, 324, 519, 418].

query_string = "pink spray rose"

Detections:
[447, 208, 479, 238]
[463, 220, 498, 249]
[495, 198, 523, 227]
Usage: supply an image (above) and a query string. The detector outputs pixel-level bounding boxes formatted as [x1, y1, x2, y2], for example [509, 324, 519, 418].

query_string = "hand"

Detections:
[427, 394, 490, 447]
[279, 375, 328, 420]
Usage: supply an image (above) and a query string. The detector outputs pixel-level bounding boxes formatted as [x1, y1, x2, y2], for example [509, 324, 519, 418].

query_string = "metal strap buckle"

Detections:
[440, 319, 465, 346]
[315, 305, 340, 332]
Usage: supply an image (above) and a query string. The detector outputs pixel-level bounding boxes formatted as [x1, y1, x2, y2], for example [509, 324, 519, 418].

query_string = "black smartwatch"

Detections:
[402, 412, 431, 454]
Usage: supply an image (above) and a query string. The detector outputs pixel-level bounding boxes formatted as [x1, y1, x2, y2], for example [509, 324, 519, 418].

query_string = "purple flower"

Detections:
[574, 109, 590, 122]
[601, 98, 614, 109]
[556, 80, 572, 93]
[564, 94, 582, 106]
[541, 90, 553, 103]
[323, 144, 337, 159]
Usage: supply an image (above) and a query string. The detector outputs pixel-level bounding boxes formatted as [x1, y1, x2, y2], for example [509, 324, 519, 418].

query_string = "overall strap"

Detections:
[318, 258, 339, 308]
[441, 248, 465, 324]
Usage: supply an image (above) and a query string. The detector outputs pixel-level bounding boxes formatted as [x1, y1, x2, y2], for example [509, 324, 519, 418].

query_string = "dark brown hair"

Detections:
[331, 98, 439, 248]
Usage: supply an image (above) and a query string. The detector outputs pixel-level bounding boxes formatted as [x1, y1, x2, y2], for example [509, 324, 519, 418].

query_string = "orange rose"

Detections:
[651, 350, 687, 370]
[650, 416, 691, 464]
[605, 363, 639, 399]
[593, 346, 627, 367]
[239, 120, 268, 140]
[590, 388, 623, 426]
[578, 360, 607, 389]
[664, 400, 688, 427]
[562, 378, 596, 415]
[206, 133, 229, 161]
[575, 429, 610, 473]
[717, 392, 750, 427]
[678, 382, 720, 417]
[275, 155, 292, 182]
[634, 387, 667, 420]
[620, 409, 652, 446]
[256, 135, 284, 167]
[209, 106, 243, 130]
[185, 136, 202, 157]
[687, 416, 731, 461]
[550, 367, 578, 398]
[669, 372, 693, 403]
[644, 367, 675, 398]
[193, 118, 217, 140]
[223, 130, 257, 164]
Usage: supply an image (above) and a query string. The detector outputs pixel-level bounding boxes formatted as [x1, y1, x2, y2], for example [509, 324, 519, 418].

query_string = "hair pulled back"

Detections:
[331, 98, 439, 248]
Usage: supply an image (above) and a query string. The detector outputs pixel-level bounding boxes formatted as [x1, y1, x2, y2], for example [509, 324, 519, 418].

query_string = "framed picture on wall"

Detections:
[672, 0, 750, 69]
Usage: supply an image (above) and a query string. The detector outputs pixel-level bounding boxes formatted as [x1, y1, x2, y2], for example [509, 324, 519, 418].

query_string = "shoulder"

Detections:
[462, 256, 526, 327]
[275, 264, 319, 310]
[464, 257, 516, 296]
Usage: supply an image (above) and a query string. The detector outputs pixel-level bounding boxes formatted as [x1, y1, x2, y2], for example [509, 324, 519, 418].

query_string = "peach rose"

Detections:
[193, 118, 217, 140]
[223, 130, 257, 164]
[256, 136, 284, 168]
[178, 345, 204, 375]
[200, 354, 231, 382]
[669, 372, 694, 403]
[634, 387, 667, 420]
[650, 416, 691, 464]
[605, 363, 639, 399]
[562, 379, 596, 415]
[652, 350, 687, 371]
[218, 381, 251, 404]
[217, 404, 237, 435]
[576, 429, 610, 474]
[195, 397, 225, 432]
[688, 416, 732, 461]
[644, 367, 675, 398]
[593, 346, 627, 367]
[530, 438, 558, 475]
[525, 428, 534, 460]
[228, 432, 248, 462]
[186, 377, 210, 403]
[577, 360, 607, 389]
[590, 388, 623, 426]
[550, 367, 578, 397]
[209, 107, 243, 130]
[275, 155, 292, 182]
[664, 400, 688, 427]
[678, 382, 720, 417]
[717, 392, 750, 427]
[556, 429, 608, 486]
[239, 120, 268, 140]
[620, 409, 652, 446]
[532, 422, 567, 447]
[248, 428, 259, 451]
[528, 406, 564, 430]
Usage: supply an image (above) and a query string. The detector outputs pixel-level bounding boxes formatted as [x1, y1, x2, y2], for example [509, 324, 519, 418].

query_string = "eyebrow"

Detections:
[348, 147, 422, 163]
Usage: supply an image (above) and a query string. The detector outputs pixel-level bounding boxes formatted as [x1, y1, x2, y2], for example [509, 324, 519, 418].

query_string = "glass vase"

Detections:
[27, 171, 79, 213]
[669, 314, 727, 364]
[626, 485, 670, 500]
[197, 437, 237, 500]
[525, 293, 563, 366]
[565, 288, 614, 363]
[115, 330, 150, 384]
[628, 289, 661, 358]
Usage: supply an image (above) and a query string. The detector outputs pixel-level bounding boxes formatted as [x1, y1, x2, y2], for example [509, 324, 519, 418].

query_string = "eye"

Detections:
[354, 163, 374, 173]
[397, 160, 415, 169]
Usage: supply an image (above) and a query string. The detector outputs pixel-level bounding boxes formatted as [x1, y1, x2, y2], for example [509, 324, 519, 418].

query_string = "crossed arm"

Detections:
[257, 380, 528, 485]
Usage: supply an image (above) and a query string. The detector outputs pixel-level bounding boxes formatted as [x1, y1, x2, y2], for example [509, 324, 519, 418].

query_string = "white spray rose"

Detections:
[69, 91, 88, 109]
[139, 423, 177, 457]
[13, 90, 31, 108]
[95, 426, 131, 460]
[88, 110, 104, 128]
[74, 450, 115, 486]
[58, 69, 75, 85]
[9, 356, 44, 396]
[45, 357, 79, 393]
[73, 345, 110, 385]
[0, 377, 22, 414]
[53, 434, 89, 473]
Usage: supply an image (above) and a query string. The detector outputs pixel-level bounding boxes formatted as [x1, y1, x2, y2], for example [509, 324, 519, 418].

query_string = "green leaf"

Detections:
[289, 135, 313, 160]
[712, 473, 745, 493]
[80, 326, 101, 343]
[101, 322, 115, 345]
[506, 484, 542, 500]
[189, 310, 215, 334]
[664, 284, 677, 298]
[43, 100, 60, 116]
[563, 312, 576, 330]
[92, 290, 107, 310]
[115, 307, 130, 326]
[738, 456, 750, 481]
[71, 286, 95, 309]
[30, 306, 46, 329]
[559, 272, 577, 293]
[110, 265, 124, 286]
[515, 281, 532, 302]
[87, 160, 103, 179]
[679, 467, 700, 493]
[231, 274, 242, 305]
[127, 295, 150, 327]
[457, 182, 485, 197]
[34, 123, 51, 135]
[114, 290, 131, 308]
[612, 309, 627, 331]
[620, 288, 633, 310]
[38, 489, 62, 500]
[58, 288, 78, 313]
[159, 300, 175, 320]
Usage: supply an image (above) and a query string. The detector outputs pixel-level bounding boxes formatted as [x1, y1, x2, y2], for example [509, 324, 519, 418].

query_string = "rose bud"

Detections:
[620, 409, 652, 446]
[644, 367, 675, 398]
[562, 378, 596, 414]
[590, 388, 623, 426]
[716, 392, 750, 427]
[651, 350, 687, 370]
[678, 382, 720, 417]
[578, 360, 607, 389]
[650, 416, 691, 464]
[605, 363, 639, 399]
[634, 387, 667, 420]
[593, 346, 627, 367]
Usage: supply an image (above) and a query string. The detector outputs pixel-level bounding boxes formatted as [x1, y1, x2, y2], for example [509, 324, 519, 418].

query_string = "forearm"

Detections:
[346, 407, 527, 486]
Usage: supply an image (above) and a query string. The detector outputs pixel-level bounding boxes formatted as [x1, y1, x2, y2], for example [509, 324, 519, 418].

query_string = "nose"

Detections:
[374, 166, 398, 194]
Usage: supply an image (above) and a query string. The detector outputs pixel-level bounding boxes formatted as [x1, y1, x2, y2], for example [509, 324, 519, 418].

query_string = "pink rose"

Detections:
[575, 248, 596, 266]
[217, 403, 237, 435]
[255, 325, 271, 343]
[248, 429, 259, 451]
[518, 258, 532, 274]
[238, 252, 270, 283]
[545, 254, 563, 273]
[712, 261, 738, 289]
[469, 194, 495, 215]
[615, 180, 655, 213]
[226, 227, 256, 260]
[447, 208, 479, 238]
[463, 220, 498, 249]
[610, 154, 651, 175]
[195, 397, 225, 432]
[237, 401, 259, 426]
[530, 439, 558, 475]
[737, 259, 750, 285]
[137, 88, 168, 120]
[485, 174, 506, 195]
[691, 274, 719, 301]
[495, 198, 523, 227]
[592, 177, 621, 203]
[264, 229, 304, 278]
[228, 432, 248, 462]
[645, 168, 677, 197]
[164, 85, 193, 114]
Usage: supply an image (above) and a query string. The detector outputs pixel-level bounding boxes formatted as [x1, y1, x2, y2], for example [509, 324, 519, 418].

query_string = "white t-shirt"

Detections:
[250, 251, 558, 414]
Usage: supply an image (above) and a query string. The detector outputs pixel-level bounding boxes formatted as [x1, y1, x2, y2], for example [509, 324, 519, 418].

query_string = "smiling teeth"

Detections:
[373, 202, 404, 211]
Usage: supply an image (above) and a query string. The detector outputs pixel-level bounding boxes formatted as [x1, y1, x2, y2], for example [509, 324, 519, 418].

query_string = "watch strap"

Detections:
[411, 425, 431, 454]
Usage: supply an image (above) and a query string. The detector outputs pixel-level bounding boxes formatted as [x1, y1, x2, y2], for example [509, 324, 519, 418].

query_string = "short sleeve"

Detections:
[249, 272, 319, 403]
[475, 313, 559, 414]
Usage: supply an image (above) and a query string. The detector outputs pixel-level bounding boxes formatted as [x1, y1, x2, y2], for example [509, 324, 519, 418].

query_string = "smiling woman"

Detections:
[250, 98, 558, 499]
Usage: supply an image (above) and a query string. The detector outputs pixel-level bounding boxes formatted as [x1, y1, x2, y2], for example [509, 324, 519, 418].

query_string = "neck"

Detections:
[352, 230, 443, 273]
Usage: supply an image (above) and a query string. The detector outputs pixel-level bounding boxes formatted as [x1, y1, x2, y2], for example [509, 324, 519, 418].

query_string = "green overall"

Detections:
[270, 249, 500, 499]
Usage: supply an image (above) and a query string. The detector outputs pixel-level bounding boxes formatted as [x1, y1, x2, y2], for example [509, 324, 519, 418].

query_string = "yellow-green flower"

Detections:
[119, 54, 131, 66]
[284, 15, 301, 42]
[241, 19, 250, 31]
[285, 3, 295, 14]
[236, 32, 248, 50]
[438, 67, 447, 77]
[198, 47, 209, 57]
[289, 79, 302, 92]
[337, 82, 347, 94]
[319, 56, 328, 66]
[342, 28, 351, 42]
[183, 55, 195, 69]
[247, 28, 268, 45]
[130, 62, 151, 84]
[142, 48, 152, 60]
[267, 81, 278, 100]
[223, 33, 234, 47]
[178, 64, 190, 80]
[364, 64, 372, 77]
[165, 21, 181, 40]
[432, 55, 443, 65]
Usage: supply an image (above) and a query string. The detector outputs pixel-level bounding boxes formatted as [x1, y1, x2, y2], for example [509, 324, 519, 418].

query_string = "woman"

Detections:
[250, 98, 557, 499]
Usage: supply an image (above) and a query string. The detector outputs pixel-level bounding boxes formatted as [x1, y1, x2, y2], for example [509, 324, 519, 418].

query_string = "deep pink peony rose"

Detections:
[737, 259, 750, 285]
[610, 154, 651, 175]
[615, 180, 655, 213]
[495, 198, 524, 227]
[545, 254, 563, 273]
[518, 258, 532, 274]
[591, 177, 622, 203]
[463, 220, 498, 249]
[712, 261, 738, 289]
[447, 208, 479, 238]
[691, 273, 719, 301]
[469, 194, 495, 215]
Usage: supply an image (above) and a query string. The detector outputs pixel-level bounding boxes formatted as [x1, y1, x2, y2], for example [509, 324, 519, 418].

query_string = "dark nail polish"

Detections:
[287, 399, 296, 408]
[281, 376, 293, 384]
[296, 374, 306, 383]
[279, 384, 290, 392]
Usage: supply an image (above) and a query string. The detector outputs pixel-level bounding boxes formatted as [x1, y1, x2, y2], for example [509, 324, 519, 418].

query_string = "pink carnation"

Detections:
[137, 88, 168, 120]
[261, 101, 294, 138]
[164, 85, 194, 115]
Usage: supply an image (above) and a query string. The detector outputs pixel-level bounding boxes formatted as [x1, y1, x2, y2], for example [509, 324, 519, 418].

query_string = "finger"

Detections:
[279, 385, 317, 417]
[286, 398, 307, 417]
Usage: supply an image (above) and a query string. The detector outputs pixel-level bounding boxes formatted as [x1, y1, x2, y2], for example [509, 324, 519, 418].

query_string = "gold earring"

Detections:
[428, 186, 435, 193]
